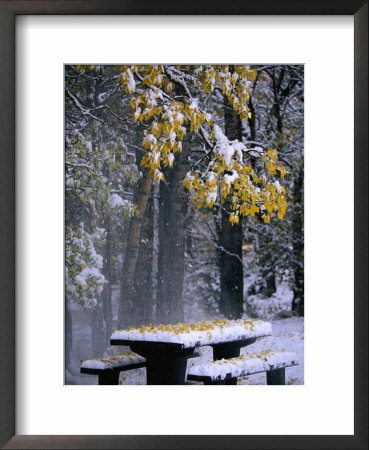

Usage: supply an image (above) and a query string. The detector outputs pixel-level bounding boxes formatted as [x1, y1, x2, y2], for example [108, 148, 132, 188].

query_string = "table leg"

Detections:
[204, 377, 238, 385]
[212, 343, 240, 360]
[98, 369, 120, 385]
[146, 356, 188, 385]
[211, 338, 257, 360]
[128, 342, 195, 385]
[266, 368, 285, 385]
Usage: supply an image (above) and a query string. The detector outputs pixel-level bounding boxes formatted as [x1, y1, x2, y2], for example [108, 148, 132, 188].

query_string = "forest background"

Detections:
[65, 64, 304, 383]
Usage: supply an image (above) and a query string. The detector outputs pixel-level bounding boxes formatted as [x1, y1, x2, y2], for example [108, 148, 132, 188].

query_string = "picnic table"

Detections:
[110, 319, 272, 385]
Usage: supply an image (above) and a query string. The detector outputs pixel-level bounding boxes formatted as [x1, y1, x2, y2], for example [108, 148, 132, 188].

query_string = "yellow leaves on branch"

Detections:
[200, 65, 257, 120]
[117, 65, 287, 222]
[140, 99, 186, 181]
[184, 163, 287, 225]
[183, 123, 287, 224]
[118, 65, 212, 182]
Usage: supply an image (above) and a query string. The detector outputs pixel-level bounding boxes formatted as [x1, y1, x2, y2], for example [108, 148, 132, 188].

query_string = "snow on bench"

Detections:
[80, 352, 146, 385]
[81, 352, 146, 370]
[111, 319, 272, 349]
[187, 349, 299, 385]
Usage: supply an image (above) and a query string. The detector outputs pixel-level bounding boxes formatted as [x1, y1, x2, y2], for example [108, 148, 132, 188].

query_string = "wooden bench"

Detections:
[80, 352, 146, 385]
[187, 349, 299, 385]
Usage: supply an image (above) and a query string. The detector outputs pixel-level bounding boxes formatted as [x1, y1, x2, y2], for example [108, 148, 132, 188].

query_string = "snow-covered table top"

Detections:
[111, 319, 272, 349]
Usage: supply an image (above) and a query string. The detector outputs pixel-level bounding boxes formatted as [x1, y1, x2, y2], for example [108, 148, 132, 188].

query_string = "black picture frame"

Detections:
[0, 1, 367, 449]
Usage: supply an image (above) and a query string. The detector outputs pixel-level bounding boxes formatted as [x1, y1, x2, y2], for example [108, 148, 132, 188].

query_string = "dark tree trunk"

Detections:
[131, 186, 155, 327]
[91, 302, 107, 357]
[292, 163, 304, 316]
[219, 95, 244, 319]
[118, 170, 153, 328]
[248, 90, 257, 141]
[262, 270, 277, 298]
[219, 200, 244, 319]
[271, 67, 285, 134]
[156, 134, 191, 324]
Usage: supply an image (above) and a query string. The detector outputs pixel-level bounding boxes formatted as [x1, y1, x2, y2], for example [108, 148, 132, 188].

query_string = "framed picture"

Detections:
[1, 1, 367, 449]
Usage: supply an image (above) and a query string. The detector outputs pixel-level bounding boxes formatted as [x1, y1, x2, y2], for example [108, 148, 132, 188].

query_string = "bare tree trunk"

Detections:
[152, 182, 160, 322]
[219, 95, 244, 319]
[156, 134, 191, 324]
[91, 302, 106, 357]
[248, 87, 257, 141]
[118, 170, 153, 328]
[131, 186, 155, 327]
[271, 66, 285, 134]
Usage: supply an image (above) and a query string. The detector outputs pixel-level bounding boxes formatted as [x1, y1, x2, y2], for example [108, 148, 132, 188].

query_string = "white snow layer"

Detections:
[108, 193, 125, 209]
[167, 153, 175, 167]
[223, 170, 239, 185]
[81, 352, 145, 370]
[111, 319, 272, 348]
[274, 180, 282, 193]
[188, 350, 298, 381]
[75, 267, 105, 286]
[125, 68, 135, 93]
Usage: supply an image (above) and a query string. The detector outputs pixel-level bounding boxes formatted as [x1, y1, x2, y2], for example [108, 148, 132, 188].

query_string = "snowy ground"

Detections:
[245, 282, 295, 319]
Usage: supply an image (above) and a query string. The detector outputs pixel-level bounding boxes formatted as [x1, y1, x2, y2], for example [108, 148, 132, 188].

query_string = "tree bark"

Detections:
[156, 134, 191, 324]
[131, 186, 155, 327]
[219, 96, 244, 319]
[248, 89, 257, 141]
[271, 67, 285, 134]
[118, 170, 153, 328]
[91, 302, 107, 357]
